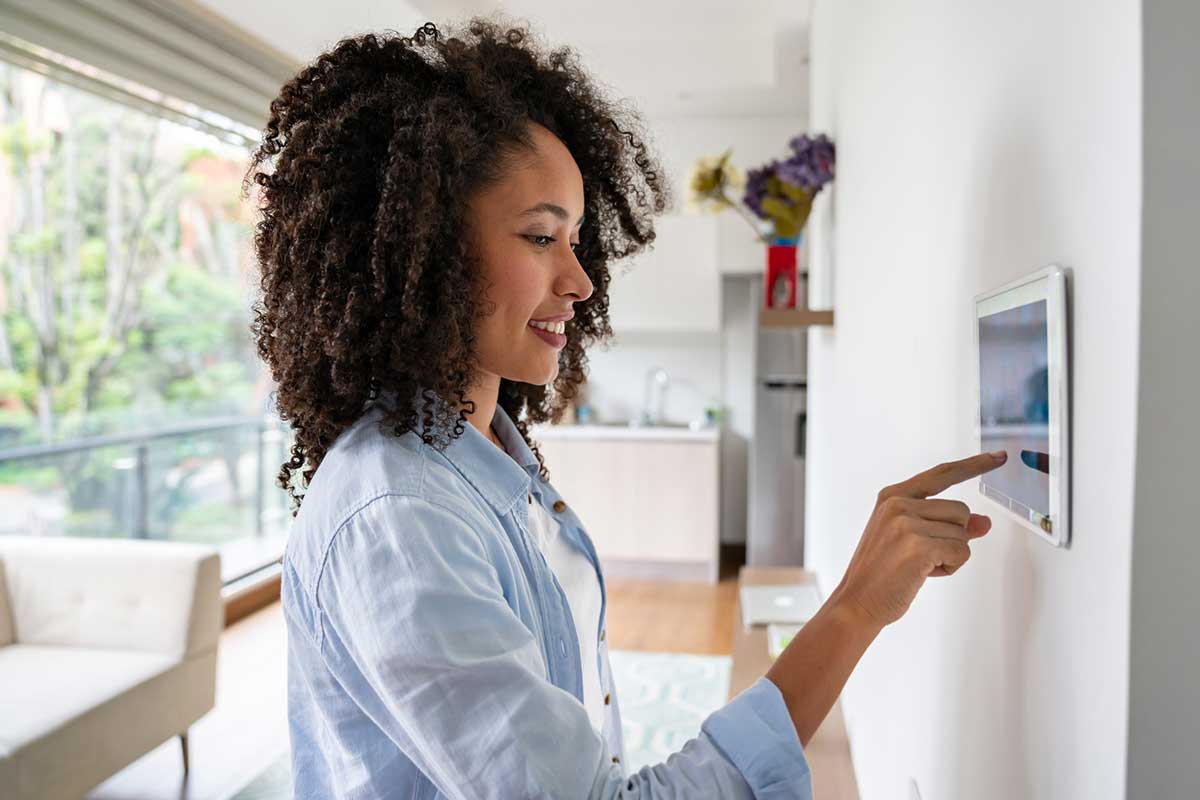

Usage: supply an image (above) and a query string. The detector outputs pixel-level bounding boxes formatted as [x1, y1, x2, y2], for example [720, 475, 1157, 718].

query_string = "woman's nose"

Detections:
[559, 248, 593, 301]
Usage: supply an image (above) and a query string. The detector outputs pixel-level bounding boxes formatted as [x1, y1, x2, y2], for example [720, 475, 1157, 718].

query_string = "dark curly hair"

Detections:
[244, 16, 672, 513]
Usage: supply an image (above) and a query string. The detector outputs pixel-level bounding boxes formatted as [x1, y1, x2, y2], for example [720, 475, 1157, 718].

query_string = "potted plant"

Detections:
[687, 133, 836, 309]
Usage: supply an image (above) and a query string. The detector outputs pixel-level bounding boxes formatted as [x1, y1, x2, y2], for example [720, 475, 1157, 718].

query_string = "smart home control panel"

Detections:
[973, 265, 1072, 548]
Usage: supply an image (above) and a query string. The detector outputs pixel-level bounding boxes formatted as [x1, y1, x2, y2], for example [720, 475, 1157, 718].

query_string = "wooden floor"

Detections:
[604, 573, 739, 656]
[86, 559, 834, 799]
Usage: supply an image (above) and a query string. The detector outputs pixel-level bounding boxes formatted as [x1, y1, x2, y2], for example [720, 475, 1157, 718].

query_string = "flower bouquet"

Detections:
[687, 133, 836, 308]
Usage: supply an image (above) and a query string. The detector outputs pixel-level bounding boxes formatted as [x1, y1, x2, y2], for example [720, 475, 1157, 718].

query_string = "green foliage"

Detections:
[182, 146, 217, 168]
[0, 367, 32, 410]
[170, 499, 249, 545]
[0, 119, 52, 164]
[1, 62, 266, 545]
[759, 177, 814, 240]
[63, 508, 119, 539]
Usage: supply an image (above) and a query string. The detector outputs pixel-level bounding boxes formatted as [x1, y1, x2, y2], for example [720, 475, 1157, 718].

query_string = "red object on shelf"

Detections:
[764, 242, 798, 309]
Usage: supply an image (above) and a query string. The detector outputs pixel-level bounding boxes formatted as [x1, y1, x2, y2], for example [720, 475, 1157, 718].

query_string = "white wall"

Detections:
[1127, 1, 1200, 796]
[582, 330, 722, 425]
[805, 1, 1140, 798]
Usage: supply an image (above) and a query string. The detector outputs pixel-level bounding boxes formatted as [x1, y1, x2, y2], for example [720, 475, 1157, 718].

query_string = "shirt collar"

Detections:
[386, 387, 537, 516]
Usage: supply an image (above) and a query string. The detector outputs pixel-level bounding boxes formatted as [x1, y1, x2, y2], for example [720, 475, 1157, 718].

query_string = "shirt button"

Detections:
[604, 693, 611, 706]
[553, 499, 566, 513]
[559, 639, 567, 657]
[600, 628, 606, 642]
[612, 756, 620, 764]
[528, 493, 533, 504]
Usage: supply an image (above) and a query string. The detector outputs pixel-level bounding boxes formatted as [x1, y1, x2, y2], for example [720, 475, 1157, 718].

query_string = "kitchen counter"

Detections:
[530, 425, 721, 582]
[530, 423, 719, 442]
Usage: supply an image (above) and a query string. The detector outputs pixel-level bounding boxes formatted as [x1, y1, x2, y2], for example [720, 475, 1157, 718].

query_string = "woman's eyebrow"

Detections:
[519, 202, 585, 227]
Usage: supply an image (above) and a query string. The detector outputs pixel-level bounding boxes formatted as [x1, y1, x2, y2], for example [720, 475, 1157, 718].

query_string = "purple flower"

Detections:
[778, 133, 836, 190]
[739, 132, 837, 235]
[742, 159, 779, 218]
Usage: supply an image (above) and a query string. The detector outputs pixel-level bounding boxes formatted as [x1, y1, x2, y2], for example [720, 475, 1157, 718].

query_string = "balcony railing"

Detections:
[0, 416, 293, 584]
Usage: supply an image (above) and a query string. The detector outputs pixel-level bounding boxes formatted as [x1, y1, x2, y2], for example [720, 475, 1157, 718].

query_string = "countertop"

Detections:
[529, 423, 719, 442]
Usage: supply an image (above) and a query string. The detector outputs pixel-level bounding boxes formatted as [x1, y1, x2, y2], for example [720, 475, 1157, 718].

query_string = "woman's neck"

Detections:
[461, 373, 504, 451]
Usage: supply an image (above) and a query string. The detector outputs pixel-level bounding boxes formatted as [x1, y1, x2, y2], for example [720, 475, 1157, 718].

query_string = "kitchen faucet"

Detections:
[638, 366, 670, 426]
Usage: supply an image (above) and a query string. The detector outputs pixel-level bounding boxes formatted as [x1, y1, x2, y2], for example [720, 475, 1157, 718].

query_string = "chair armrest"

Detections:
[0, 536, 222, 659]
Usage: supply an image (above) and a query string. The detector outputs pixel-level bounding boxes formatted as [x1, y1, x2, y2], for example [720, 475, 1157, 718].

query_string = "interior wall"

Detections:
[582, 331, 722, 425]
[805, 1, 1139, 798]
[1127, 0, 1200, 796]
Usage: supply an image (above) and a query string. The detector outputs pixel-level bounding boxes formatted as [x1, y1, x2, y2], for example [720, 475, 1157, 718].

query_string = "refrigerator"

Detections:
[747, 303, 807, 567]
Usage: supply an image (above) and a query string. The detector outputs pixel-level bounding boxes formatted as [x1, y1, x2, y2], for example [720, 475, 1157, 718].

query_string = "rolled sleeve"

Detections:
[701, 677, 813, 799]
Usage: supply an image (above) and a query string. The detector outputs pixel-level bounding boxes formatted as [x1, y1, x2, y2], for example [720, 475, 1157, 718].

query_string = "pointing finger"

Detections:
[891, 451, 1008, 500]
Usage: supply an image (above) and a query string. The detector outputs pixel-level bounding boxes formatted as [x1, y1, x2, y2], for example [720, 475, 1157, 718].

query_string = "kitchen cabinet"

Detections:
[532, 426, 720, 583]
[606, 214, 720, 332]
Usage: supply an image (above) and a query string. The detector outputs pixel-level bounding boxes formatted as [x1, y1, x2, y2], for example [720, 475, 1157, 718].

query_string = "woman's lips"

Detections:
[528, 324, 566, 349]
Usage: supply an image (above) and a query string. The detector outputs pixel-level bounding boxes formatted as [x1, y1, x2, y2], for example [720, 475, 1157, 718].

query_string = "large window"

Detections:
[0, 47, 290, 584]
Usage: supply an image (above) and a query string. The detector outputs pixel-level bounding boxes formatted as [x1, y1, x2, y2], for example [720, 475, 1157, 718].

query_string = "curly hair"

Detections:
[244, 16, 672, 513]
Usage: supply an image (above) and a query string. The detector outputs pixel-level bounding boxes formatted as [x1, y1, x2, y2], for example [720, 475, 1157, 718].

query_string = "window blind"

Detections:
[0, 0, 298, 144]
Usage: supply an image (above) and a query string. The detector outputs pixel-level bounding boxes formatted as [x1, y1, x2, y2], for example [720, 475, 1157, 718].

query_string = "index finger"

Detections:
[892, 451, 1008, 499]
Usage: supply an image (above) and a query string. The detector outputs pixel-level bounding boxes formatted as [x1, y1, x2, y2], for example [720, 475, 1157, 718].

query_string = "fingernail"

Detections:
[990, 450, 1007, 461]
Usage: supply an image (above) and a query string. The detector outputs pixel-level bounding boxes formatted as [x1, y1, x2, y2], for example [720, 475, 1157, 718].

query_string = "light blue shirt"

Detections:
[281, 389, 812, 798]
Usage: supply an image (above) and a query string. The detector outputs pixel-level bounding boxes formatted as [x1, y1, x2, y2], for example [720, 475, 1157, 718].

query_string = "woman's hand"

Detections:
[829, 450, 1008, 630]
[766, 450, 1008, 747]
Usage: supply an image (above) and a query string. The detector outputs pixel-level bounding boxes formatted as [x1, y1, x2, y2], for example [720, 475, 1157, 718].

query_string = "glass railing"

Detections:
[0, 416, 294, 585]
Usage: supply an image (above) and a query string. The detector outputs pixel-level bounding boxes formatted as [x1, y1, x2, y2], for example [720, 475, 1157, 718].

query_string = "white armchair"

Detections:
[0, 535, 221, 800]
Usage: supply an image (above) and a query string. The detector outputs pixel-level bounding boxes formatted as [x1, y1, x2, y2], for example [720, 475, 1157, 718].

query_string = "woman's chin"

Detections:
[535, 361, 560, 386]
[506, 361, 558, 387]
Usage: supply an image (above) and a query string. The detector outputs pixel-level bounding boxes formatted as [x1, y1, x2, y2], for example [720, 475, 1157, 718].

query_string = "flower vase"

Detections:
[764, 234, 801, 309]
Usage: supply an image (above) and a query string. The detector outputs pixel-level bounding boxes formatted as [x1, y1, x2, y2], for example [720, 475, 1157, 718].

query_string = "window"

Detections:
[0, 37, 290, 584]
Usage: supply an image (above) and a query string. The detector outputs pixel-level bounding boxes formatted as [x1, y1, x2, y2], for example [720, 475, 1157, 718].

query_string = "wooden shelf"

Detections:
[759, 308, 835, 328]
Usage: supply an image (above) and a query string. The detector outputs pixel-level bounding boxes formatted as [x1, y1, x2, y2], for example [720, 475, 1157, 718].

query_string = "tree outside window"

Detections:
[0, 59, 288, 575]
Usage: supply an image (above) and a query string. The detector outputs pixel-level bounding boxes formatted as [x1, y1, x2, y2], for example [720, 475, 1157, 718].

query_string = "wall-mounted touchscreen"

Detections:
[974, 266, 1070, 547]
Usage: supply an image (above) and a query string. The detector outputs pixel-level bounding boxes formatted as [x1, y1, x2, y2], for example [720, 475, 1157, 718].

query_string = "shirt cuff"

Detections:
[701, 676, 813, 798]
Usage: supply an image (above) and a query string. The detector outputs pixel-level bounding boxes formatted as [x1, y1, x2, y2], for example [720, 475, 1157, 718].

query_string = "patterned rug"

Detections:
[227, 650, 731, 798]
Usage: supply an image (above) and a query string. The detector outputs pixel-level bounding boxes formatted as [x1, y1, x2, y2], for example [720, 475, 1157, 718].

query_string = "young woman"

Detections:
[248, 17, 1005, 799]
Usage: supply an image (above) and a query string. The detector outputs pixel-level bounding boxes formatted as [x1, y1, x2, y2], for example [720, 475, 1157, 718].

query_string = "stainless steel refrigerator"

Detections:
[747, 316, 807, 567]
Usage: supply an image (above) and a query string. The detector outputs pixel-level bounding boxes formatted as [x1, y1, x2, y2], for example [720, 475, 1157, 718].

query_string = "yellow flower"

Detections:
[686, 150, 744, 213]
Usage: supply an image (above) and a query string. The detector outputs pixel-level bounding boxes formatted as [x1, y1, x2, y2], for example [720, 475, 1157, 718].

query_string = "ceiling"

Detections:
[192, 0, 811, 117]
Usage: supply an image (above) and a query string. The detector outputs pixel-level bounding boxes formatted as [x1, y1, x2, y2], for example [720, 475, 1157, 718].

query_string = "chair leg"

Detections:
[180, 731, 190, 775]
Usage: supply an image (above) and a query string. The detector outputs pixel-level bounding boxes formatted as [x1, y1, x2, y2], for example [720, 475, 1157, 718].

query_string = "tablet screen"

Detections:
[978, 299, 1051, 518]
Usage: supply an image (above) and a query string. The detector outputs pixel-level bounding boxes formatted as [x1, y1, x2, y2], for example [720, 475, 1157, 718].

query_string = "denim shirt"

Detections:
[281, 391, 812, 799]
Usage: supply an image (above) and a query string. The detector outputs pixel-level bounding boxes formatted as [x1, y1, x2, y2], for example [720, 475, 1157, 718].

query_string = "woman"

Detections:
[248, 17, 1005, 799]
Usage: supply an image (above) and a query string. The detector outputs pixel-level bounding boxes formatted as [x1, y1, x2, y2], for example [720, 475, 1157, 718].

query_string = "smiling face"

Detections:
[465, 122, 594, 389]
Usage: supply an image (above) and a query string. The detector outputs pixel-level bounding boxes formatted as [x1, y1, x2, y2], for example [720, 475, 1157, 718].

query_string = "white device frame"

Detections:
[972, 264, 1071, 548]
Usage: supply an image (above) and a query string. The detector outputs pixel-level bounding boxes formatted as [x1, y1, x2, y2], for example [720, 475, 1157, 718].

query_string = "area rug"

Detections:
[227, 650, 731, 798]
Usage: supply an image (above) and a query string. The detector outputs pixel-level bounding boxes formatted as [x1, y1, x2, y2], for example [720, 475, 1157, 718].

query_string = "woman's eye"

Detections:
[527, 235, 580, 252]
